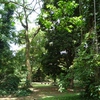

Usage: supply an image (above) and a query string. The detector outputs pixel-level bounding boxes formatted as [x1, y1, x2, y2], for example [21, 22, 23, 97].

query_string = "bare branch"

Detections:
[27, 0, 38, 16]
[22, 0, 28, 30]
[26, 0, 34, 7]
[0, 0, 32, 10]
[0, 0, 42, 29]
[16, 10, 27, 29]
[27, 0, 42, 16]
[37, 0, 43, 9]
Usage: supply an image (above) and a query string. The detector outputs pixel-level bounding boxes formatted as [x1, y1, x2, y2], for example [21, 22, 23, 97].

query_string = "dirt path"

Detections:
[0, 86, 66, 100]
[0, 82, 77, 100]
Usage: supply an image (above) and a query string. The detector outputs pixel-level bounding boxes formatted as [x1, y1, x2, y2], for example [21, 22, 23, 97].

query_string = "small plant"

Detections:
[57, 73, 70, 92]
[81, 85, 100, 100]
[16, 88, 32, 97]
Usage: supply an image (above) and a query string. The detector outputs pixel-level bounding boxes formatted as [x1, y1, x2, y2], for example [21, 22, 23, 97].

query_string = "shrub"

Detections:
[0, 74, 20, 94]
[57, 73, 71, 92]
[81, 85, 100, 100]
[16, 88, 32, 97]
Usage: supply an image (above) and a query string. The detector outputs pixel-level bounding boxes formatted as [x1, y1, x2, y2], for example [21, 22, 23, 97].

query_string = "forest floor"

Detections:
[0, 82, 79, 100]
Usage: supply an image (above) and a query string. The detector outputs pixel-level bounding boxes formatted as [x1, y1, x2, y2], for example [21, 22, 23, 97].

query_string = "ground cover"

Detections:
[0, 82, 80, 100]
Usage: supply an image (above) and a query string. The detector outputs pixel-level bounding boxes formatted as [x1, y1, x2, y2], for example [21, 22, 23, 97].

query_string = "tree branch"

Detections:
[25, 0, 34, 7]
[0, 0, 32, 10]
[31, 26, 41, 43]
[22, 0, 28, 30]
[16, 11, 27, 29]
[26, 0, 42, 18]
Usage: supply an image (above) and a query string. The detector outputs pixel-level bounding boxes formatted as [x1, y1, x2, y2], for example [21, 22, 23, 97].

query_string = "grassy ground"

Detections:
[0, 82, 81, 100]
[41, 93, 80, 100]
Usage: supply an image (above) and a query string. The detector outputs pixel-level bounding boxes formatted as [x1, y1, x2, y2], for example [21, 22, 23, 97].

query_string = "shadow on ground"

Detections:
[0, 82, 76, 100]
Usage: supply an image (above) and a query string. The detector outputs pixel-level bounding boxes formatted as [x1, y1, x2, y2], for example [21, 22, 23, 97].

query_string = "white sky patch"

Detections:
[10, 44, 25, 56]
[10, 43, 25, 51]
[60, 50, 68, 55]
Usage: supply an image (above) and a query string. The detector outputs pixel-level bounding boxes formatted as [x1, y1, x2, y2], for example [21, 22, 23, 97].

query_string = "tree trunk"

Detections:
[25, 30, 32, 86]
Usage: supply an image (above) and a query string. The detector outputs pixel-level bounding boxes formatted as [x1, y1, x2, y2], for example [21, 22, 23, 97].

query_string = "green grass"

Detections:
[32, 82, 81, 100]
[40, 93, 80, 100]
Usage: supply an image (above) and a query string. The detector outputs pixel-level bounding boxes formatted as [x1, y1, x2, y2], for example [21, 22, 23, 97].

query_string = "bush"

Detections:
[0, 74, 20, 94]
[81, 85, 100, 100]
[16, 88, 32, 97]
[57, 73, 70, 92]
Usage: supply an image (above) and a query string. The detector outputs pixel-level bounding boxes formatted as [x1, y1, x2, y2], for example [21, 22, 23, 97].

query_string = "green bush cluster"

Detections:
[81, 85, 100, 100]
[0, 74, 20, 95]
[73, 46, 100, 100]
[57, 73, 70, 92]
[0, 74, 33, 97]
[16, 88, 32, 97]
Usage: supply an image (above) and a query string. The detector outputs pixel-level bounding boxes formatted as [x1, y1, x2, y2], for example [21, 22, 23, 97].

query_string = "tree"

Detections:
[14, 0, 42, 85]
[0, 1, 21, 94]
[39, 0, 83, 84]
[0, 0, 43, 86]
[72, 0, 100, 99]
[0, 0, 15, 79]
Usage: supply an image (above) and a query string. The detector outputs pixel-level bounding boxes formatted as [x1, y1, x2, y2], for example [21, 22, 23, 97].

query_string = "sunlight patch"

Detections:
[42, 96, 54, 99]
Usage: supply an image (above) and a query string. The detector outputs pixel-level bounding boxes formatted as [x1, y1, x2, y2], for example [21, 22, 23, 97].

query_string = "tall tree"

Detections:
[15, 0, 41, 85]
[12, 0, 42, 85]
[0, 1, 15, 79]
[72, 0, 100, 99]
[1, 0, 42, 86]
[39, 0, 83, 82]
[78, 0, 100, 79]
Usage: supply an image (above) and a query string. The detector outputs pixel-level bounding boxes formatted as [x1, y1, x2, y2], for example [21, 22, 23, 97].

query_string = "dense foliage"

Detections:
[39, 0, 100, 99]
[0, 1, 15, 80]
[39, 0, 83, 83]
[0, 0, 100, 99]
